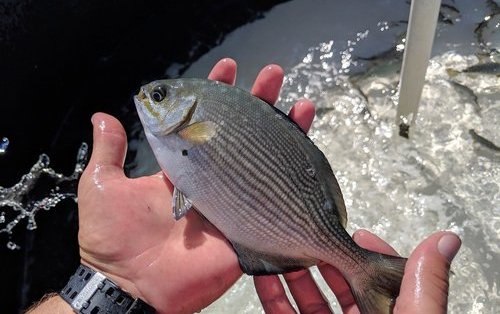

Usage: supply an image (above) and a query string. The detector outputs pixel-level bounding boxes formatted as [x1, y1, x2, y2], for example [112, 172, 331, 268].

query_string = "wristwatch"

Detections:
[60, 264, 156, 314]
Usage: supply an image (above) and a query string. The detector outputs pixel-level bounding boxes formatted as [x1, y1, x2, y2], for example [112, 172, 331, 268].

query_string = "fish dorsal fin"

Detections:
[328, 176, 348, 228]
[177, 121, 217, 144]
[306, 139, 348, 228]
[230, 241, 314, 275]
[172, 187, 193, 220]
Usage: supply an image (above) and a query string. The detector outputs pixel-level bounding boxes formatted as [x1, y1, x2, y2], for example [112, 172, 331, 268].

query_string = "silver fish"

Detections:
[134, 78, 406, 314]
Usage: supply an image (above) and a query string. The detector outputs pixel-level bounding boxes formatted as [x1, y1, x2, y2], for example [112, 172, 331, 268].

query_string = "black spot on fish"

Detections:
[182, 149, 188, 156]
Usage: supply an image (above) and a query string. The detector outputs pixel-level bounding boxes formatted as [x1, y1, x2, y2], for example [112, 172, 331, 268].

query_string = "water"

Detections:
[131, 0, 500, 312]
[0, 137, 9, 154]
[0, 143, 88, 248]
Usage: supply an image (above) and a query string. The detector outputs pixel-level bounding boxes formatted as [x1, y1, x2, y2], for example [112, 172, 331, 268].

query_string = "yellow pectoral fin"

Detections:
[178, 121, 218, 144]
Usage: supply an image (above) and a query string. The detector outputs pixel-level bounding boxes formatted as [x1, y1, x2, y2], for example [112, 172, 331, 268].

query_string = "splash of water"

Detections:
[0, 143, 88, 249]
[0, 137, 9, 154]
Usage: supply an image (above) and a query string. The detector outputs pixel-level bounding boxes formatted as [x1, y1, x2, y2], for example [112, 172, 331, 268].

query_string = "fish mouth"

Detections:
[136, 88, 148, 103]
[134, 88, 150, 125]
[134, 87, 152, 118]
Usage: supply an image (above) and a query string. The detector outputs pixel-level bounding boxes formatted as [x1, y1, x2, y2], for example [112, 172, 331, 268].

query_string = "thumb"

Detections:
[86, 112, 128, 180]
[395, 231, 461, 314]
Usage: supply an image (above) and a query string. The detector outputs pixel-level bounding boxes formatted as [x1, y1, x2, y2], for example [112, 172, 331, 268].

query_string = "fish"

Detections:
[462, 62, 500, 75]
[134, 78, 407, 314]
[448, 80, 480, 115]
[470, 129, 500, 152]
[447, 62, 500, 77]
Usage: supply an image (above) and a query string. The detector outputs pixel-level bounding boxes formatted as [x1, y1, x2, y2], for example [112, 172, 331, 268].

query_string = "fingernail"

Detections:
[437, 233, 461, 262]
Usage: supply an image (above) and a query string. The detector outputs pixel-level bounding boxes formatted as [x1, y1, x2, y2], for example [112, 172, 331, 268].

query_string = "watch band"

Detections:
[60, 264, 156, 314]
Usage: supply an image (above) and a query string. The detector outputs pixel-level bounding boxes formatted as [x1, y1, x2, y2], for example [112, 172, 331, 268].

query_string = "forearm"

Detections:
[26, 293, 73, 314]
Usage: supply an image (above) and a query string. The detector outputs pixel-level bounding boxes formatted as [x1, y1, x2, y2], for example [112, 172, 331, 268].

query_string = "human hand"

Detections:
[255, 230, 461, 313]
[76, 58, 315, 313]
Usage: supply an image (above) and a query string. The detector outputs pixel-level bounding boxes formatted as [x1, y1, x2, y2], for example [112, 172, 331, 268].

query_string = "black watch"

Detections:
[60, 264, 156, 314]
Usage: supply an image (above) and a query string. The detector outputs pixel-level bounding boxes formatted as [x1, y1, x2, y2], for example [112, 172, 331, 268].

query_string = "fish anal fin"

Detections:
[230, 241, 314, 275]
[172, 187, 193, 220]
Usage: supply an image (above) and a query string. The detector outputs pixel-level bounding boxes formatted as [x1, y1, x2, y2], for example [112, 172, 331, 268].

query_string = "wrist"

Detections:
[27, 294, 73, 314]
[80, 259, 143, 301]
[59, 264, 155, 313]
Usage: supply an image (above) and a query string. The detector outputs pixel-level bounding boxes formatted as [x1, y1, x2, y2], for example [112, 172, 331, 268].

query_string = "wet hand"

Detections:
[255, 230, 461, 313]
[77, 58, 315, 313]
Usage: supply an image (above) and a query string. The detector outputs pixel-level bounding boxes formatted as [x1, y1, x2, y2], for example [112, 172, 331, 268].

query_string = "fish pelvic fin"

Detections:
[349, 253, 407, 314]
[172, 187, 193, 220]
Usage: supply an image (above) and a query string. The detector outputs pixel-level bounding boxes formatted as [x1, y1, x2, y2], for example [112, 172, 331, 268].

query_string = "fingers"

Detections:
[254, 276, 296, 314]
[394, 231, 461, 314]
[86, 112, 127, 180]
[252, 64, 315, 132]
[251, 64, 284, 105]
[289, 100, 315, 133]
[318, 263, 356, 313]
[283, 269, 332, 314]
[208, 58, 237, 85]
[353, 229, 399, 256]
[255, 270, 332, 314]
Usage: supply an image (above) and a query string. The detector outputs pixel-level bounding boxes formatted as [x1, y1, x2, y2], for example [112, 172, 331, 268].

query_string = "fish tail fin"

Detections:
[349, 252, 407, 314]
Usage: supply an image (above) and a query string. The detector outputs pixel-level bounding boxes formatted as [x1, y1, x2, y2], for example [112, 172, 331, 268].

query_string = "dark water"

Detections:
[0, 1, 287, 312]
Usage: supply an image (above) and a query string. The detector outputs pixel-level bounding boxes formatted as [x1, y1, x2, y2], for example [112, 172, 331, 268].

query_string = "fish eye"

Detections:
[151, 85, 166, 102]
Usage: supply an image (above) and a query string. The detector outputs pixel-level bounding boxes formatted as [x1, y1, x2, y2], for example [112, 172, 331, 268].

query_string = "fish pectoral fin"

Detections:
[230, 241, 314, 275]
[177, 121, 217, 144]
[172, 187, 193, 220]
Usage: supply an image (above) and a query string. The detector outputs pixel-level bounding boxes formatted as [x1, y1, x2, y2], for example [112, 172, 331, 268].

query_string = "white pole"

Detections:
[396, 0, 442, 138]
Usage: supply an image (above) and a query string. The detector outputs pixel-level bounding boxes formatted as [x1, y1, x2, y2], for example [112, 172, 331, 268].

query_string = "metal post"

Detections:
[396, 0, 442, 138]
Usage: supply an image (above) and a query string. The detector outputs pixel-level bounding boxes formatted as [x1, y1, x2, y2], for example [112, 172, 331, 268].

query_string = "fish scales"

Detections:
[135, 78, 408, 314]
[195, 98, 318, 249]
[202, 100, 350, 256]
